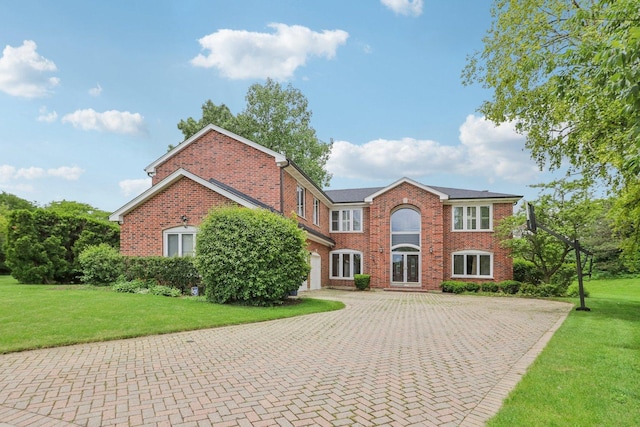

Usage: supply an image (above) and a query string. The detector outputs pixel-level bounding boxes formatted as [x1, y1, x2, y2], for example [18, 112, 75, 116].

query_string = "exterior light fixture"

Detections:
[181, 215, 188, 227]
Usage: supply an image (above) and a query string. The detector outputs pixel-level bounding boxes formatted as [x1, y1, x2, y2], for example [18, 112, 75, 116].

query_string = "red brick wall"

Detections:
[328, 206, 370, 288]
[442, 202, 514, 283]
[152, 129, 281, 210]
[365, 182, 445, 291]
[120, 177, 239, 256]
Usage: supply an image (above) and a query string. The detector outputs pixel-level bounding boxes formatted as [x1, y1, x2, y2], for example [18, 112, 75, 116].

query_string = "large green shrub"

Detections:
[354, 274, 371, 290]
[78, 244, 124, 285]
[195, 207, 310, 306]
[5, 209, 119, 283]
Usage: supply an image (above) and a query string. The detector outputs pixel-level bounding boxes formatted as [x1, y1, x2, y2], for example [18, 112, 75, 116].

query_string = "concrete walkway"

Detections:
[0, 290, 571, 426]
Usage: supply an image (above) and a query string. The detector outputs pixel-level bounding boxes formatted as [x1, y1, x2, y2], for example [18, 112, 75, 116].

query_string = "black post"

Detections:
[574, 239, 590, 311]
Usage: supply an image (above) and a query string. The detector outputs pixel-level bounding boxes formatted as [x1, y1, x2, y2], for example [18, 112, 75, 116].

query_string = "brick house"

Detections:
[110, 124, 521, 291]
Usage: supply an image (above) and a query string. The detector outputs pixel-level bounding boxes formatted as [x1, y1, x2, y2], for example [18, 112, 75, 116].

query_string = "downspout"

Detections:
[279, 160, 289, 214]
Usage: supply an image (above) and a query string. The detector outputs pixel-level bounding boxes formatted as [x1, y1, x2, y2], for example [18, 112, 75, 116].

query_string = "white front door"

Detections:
[309, 253, 322, 290]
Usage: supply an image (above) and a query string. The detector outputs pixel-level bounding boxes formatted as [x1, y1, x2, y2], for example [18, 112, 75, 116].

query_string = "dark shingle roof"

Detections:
[324, 187, 385, 203]
[325, 184, 520, 203]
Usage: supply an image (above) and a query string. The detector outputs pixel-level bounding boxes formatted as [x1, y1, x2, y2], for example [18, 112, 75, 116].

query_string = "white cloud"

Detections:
[327, 115, 540, 184]
[37, 106, 58, 123]
[15, 167, 46, 180]
[191, 23, 349, 80]
[89, 83, 102, 96]
[0, 165, 84, 182]
[458, 115, 539, 183]
[381, 0, 423, 17]
[61, 108, 146, 135]
[47, 166, 84, 180]
[0, 165, 16, 182]
[119, 178, 151, 197]
[0, 40, 60, 98]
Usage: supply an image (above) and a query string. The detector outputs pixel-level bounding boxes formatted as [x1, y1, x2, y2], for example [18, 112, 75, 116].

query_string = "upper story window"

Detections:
[330, 208, 362, 232]
[296, 185, 305, 217]
[391, 208, 421, 247]
[164, 226, 197, 257]
[330, 250, 363, 279]
[453, 205, 492, 231]
[313, 198, 320, 226]
[452, 251, 493, 278]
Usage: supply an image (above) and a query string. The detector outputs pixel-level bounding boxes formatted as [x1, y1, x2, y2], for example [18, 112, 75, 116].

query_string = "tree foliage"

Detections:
[195, 206, 310, 306]
[0, 192, 36, 274]
[464, 0, 640, 263]
[177, 78, 333, 187]
[5, 209, 120, 283]
[498, 179, 599, 284]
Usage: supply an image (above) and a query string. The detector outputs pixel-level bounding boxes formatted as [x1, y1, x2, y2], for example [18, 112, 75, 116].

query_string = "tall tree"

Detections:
[177, 79, 332, 187]
[498, 179, 599, 284]
[463, 0, 640, 264]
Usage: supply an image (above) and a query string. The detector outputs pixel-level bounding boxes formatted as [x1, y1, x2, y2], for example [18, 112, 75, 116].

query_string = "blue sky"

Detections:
[1, 0, 557, 212]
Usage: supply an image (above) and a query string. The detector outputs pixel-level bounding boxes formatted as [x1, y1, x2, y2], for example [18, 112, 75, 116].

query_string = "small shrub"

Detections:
[499, 280, 522, 294]
[539, 283, 563, 297]
[122, 256, 201, 295]
[442, 280, 464, 293]
[79, 244, 124, 285]
[354, 274, 371, 290]
[519, 283, 539, 296]
[112, 278, 149, 293]
[481, 282, 499, 293]
[464, 282, 480, 293]
[150, 285, 182, 297]
[550, 264, 576, 289]
[566, 283, 590, 298]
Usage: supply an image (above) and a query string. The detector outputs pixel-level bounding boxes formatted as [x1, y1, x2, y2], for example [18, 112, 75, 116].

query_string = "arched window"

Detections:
[163, 226, 197, 257]
[391, 208, 421, 284]
[330, 250, 363, 279]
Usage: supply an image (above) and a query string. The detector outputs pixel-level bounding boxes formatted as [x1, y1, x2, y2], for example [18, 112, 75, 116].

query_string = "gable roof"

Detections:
[109, 168, 266, 222]
[325, 178, 521, 204]
[144, 124, 287, 176]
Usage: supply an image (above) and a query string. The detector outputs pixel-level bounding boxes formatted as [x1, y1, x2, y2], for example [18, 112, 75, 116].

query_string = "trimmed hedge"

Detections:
[481, 282, 499, 293]
[195, 207, 310, 306]
[354, 274, 371, 290]
[122, 256, 201, 295]
[499, 280, 522, 294]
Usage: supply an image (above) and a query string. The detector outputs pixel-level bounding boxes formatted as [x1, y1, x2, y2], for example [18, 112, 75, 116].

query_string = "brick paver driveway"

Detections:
[0, 290, 571, 427]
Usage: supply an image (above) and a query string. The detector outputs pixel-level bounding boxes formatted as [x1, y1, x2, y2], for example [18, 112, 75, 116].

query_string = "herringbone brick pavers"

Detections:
[0, 290, 571, 426]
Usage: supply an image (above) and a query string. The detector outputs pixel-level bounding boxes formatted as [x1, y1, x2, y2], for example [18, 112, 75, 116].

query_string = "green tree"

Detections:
[195, 206, 310, 306]
[43, 200, 111, 222]
[178, 79, 333, 187]
[463, 0, 640, 263]
[0, 192, 35, 274]
[498, 179, 598, 285]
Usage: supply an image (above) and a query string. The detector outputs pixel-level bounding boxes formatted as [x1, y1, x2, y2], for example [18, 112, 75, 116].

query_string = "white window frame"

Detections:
[163, 226, 198, 257]
[296, 185, 306, 218]
[313, 198, 320, 226]
[451, 251, 493, 278]
[330, 208, 363, 232]
[452, 204, 492, 231]
[330, 250, 363, 279]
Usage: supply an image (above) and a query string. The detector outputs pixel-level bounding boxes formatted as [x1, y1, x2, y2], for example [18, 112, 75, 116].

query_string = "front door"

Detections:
[392, 252, 420, 283]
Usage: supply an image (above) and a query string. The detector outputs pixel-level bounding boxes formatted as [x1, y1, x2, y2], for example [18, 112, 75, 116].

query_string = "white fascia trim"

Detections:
[363, 177, 449, 203]
[283, 164, 333, 207]
[144, 124, 287, 175]
[109, 168, 259, 222]
[445, 197, 521, 205]
[305, 232, 335, 247]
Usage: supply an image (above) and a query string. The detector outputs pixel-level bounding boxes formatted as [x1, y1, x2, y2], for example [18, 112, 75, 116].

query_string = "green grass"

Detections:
[488, 277, 640, 426]
[0, 276, 344, 354]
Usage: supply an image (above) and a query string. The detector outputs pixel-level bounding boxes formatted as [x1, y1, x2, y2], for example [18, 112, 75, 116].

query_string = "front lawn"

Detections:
[488, 277, 640, 426]
[0, 276, 344, 354]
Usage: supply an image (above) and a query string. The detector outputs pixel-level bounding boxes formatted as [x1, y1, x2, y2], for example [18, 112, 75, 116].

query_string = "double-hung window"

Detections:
[164, 226, 197, 257]
[296, 185, 306, 217]
[452, 251, 492, 277]
[453, 205, 492, 231]
[330, 208, 362, 232]
[330, 250, 363, 279]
